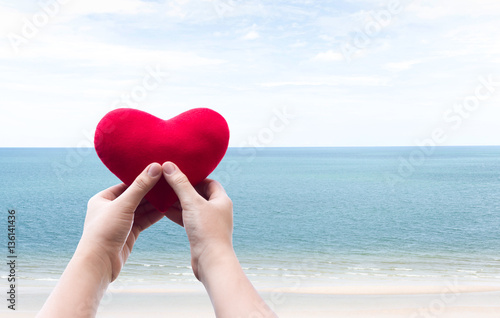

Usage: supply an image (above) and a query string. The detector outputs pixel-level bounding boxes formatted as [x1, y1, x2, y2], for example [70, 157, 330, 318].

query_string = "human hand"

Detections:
[162, 161, 234, 281]
[162, 162, 277, 318]
[37, 163, 165, 318]
[78, 162, 164, 282]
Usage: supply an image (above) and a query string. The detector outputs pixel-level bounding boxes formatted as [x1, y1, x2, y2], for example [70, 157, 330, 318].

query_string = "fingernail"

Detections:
[148, 163, 162, 177]
[163, 162, 176, 175]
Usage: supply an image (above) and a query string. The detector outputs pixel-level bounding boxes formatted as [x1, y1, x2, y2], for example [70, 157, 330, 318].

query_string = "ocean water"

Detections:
[1, 147, 499, 289]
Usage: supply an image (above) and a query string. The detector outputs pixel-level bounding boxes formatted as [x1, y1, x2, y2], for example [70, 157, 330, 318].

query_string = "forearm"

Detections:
[36, 244, 112, 318]
[199, 249, 277, 318]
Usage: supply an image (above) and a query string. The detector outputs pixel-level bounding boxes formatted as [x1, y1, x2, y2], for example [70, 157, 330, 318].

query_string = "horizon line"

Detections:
[1, 145, 500, 149]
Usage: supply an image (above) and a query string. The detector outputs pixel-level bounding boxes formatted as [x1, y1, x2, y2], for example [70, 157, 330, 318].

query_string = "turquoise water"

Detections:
[1, 147, 499, 288]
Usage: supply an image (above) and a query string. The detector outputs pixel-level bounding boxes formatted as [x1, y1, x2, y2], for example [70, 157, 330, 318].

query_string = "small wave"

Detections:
[175, 265, 191, 269]
[168, 272, 193, 276]
[283, 274, 308, 278]
[348, 267, 382, 271]
[477, 275, 496, 278]
[394, 274, 438, 278]
[401, 274, 421, 277]
[168, 278, 197, 283]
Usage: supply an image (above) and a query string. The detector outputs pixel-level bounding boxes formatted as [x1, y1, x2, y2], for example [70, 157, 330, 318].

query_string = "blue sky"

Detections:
[1, 0, 499, 147]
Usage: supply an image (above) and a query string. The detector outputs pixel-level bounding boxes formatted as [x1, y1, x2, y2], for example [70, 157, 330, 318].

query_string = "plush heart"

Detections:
[94, 108, 230, 217]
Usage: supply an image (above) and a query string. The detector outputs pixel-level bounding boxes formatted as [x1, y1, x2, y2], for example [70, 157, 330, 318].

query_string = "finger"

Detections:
[133, 199, 157, 218]
[204, 179, 228, 201]
[132, 200, 164, 232]
[194, 180, 211, 200]
[162, 162, 203, 206]
[134, 208, 165, 233]
[114, 163, 163, 212]
[164, 206, 184, 227]
[96, 183, 127, 201]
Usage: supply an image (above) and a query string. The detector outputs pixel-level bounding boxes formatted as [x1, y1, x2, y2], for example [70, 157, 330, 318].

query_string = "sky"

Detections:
[1, 0, 500, 147]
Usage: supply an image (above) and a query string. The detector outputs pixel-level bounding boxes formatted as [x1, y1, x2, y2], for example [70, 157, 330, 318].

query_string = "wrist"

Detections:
[36, 242, 113, 318]
[195, 245, 238, 283]
[73, 241, 114, 284]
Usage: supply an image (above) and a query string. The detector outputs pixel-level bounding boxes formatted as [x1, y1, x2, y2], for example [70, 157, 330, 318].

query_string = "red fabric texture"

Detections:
[94, 108, 230, 212]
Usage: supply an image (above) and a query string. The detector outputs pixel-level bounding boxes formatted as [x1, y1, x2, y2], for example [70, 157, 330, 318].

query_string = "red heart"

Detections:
[94, 108, 230, 218]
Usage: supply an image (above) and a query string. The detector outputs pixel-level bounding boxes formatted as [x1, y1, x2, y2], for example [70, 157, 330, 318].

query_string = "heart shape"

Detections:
[94, 108, 230, 216]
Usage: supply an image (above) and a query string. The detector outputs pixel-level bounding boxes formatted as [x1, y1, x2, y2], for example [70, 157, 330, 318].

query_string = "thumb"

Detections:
[162, 161, 202, 208]
[114, 163, 162, 212]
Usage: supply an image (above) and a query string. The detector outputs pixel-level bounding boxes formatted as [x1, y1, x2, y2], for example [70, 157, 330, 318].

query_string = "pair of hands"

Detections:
[80, 161, 233, 283]
[38, 162, 277, 318]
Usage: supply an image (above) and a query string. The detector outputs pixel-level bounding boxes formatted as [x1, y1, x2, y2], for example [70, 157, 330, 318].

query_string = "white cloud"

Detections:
[290, 41, 307, 48]
[384, 59, 424, 72]
[260, 76, 389, 87]
[1, 35, 225, 68]
[313, 50, 344, 62]
[0, 5, 24, 35]
[406, 0, 500, 19]
[0, 0, 152, 32]
[64, 0, 152, 16]
[242, 30, 259, 40]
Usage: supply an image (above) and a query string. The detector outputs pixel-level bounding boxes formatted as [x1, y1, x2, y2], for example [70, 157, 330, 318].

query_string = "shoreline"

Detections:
[7, 280, 500, 318]
[7, 293, 500, 318]
[19, 276, 500, 292]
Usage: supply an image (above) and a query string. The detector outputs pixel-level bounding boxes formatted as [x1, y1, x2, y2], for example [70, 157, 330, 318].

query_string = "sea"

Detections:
[1, 147, 499, 290]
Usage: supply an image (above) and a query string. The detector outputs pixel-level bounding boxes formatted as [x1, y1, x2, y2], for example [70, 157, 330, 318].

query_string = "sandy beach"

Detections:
[5, 282, 500, 318]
